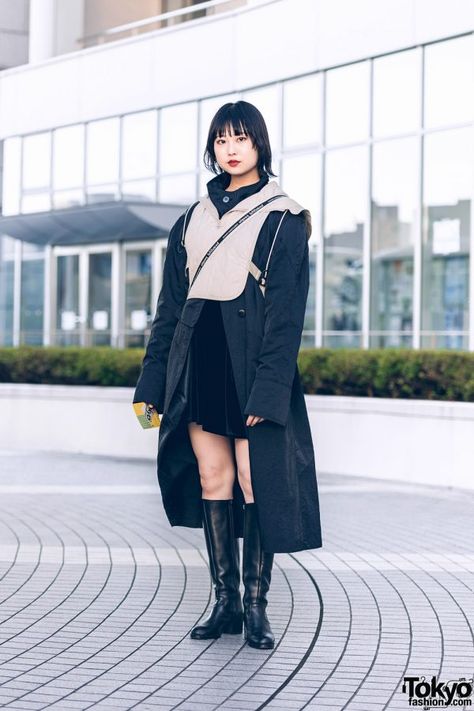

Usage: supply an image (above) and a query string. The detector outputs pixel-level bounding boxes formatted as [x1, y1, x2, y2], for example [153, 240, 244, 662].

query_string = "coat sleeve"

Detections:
[132, 213, 188, 412]
[243, 211, 309, 427]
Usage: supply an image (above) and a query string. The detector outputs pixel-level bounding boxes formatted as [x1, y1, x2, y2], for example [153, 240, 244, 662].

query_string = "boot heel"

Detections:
[222, 613, 243, 634]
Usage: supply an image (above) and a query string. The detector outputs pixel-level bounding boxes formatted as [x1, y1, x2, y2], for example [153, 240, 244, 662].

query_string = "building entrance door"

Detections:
[53, 246, 114, 347]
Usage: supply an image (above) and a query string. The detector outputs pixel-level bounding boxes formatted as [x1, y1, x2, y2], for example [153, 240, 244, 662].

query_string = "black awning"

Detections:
[0, 199, 188, 246]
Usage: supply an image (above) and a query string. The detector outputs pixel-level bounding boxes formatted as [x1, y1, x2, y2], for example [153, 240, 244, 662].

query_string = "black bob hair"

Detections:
[203, 100, 277, 177]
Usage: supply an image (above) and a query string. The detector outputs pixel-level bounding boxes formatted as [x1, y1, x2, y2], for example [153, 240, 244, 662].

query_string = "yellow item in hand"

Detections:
[133, 402, 161, 429]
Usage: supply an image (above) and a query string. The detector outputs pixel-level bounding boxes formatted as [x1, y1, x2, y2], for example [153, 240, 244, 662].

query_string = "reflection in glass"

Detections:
[199, 94, 240, 159]
[373, 49, 421, 138]
[160, 174, 196, 204]
[0, 236, 15, 346]
[56, 254, 80, 346]
[53, 125, 85, 190]
[125, 249, 152, 347]
[53, 190, 84, 209]
[159, 103, 198, 174]
[242, 85, 281, 153]
[301, 243, 317, 348]
[86, 118, 120, 185]
[122, 111, 157, 180]
[121, 180, 156, 202]
[283, 74, 322, 148]
[422, 128, 472, 349]
[323, 146, 368, 347]
[326, 62, 370, 146]
[281, 153, 321, 244]
[21, 193, 51, 213]
[424, 35, 473, 129]
[86, 184, 119, 203]
[88, 252, 112, 346]
[22, 132, 51, 190]
[371, 138, 418, 347]
[2, 137, 21, 216]
[20, 243, 44, 345]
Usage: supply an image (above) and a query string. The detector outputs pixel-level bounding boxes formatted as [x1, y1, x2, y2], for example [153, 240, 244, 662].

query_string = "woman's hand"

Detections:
[246, 415, 265, 427]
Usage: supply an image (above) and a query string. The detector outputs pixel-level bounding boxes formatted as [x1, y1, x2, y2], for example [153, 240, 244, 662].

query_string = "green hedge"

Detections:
[298, 348, 474, 401]
[0, 346, 473, 401]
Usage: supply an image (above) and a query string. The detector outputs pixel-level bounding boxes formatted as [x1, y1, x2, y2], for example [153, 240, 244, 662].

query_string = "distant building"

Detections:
[0, 0, 472, 351]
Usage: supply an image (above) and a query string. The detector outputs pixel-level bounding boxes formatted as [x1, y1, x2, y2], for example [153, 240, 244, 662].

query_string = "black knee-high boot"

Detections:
[242, 502, 275, 649]
[190, 499, 243, 640]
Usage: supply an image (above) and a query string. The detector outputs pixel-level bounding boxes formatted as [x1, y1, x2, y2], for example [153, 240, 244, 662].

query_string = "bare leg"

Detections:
[234, 437, 254, 504]
[187, 422, 236, 499]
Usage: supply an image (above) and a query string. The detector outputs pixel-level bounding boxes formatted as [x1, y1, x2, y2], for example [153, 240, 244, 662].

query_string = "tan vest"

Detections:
[182, 179, 311, 301]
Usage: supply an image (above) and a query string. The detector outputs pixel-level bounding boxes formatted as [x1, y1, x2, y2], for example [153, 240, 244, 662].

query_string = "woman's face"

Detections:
[213, 126, 259, 177]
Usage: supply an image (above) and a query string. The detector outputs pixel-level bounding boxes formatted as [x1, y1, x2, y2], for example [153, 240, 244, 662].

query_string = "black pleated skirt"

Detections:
[186, 299, 248, 439]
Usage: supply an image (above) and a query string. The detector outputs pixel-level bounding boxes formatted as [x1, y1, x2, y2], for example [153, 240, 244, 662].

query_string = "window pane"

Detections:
[56, 254, 80, 346]
[20, 243, 44, 345]
[199, 93, 240, 159]
[53, 125, 85, 189]
[23, 132, 51, 190]
[424, 35, 474, 129]
[301, 243, 317, 348]
[422, 127, 472, 349]
[53, 189, 84, 209]
[159, 103, 198, 173]
[323, 146, 367, 347]
[122, 110, 157, 180]
[326, 62, 370, 146]
[371, 138, 419, 347]
[373, 49, 421, 137]
[2, 137, 21, 216]
[160, 173, 196, 204]
[242, 85, 281, 153]
[283, 74, 322, 148]
[88, 252, 112, 346]
[86, 184, 119, 203]
[281, 153, 321, 244]
[199, 170, 214, 196]
[125, 249, 152, 348]
[0, 236, 15, 346]
[86, 118, 120, 185]
[22, 193, 51, 213]
[121, 180, 156, 202]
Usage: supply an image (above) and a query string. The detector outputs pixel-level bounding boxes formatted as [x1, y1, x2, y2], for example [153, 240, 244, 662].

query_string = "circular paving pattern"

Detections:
[0, 451, 473, 710]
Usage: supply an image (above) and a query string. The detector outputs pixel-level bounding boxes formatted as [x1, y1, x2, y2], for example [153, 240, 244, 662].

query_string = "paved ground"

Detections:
[0, 450, 472, 710]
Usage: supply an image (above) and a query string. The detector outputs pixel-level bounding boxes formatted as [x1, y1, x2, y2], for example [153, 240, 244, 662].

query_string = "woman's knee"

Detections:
[187, 423, 235, 496]
[199, 459, 235, 495]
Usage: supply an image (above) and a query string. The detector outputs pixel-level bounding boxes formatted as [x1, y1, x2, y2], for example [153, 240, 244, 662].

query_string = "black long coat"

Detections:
[133, 204, 322, 554]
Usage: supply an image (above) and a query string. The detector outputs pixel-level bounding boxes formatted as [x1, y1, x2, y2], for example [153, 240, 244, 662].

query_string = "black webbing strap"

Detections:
[187, 193, 285, 293]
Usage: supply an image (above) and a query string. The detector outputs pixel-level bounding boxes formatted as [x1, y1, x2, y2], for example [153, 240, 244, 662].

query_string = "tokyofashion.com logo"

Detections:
[402, 676, 473, 706]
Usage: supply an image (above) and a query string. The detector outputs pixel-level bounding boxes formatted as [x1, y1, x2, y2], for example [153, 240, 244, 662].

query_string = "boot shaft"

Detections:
[201, 498, 241, 598]
[242, 502, 274, 606]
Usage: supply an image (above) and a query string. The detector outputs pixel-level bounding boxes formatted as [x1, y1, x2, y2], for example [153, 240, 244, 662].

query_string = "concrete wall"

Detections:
[0, 383, 472, 490]
[1, 0, 472, 137]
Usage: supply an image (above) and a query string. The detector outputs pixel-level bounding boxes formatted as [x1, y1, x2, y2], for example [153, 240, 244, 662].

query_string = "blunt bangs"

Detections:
[203, 100, 277, 177]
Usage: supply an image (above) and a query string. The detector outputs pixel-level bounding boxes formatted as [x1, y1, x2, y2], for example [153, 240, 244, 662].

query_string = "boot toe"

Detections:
[246, 633, 275, 649]
[190, 626, 219, 640]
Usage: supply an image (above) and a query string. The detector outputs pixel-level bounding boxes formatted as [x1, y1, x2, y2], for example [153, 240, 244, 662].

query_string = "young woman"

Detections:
[133, 101, 322, 650]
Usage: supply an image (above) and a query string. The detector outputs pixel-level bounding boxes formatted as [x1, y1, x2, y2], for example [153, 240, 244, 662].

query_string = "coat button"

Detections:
[238, 308, 246, 317]
[222, 196, 230, 203]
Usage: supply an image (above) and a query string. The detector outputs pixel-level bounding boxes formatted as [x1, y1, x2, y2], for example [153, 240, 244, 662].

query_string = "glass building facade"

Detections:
[0, 32, 472, 350]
